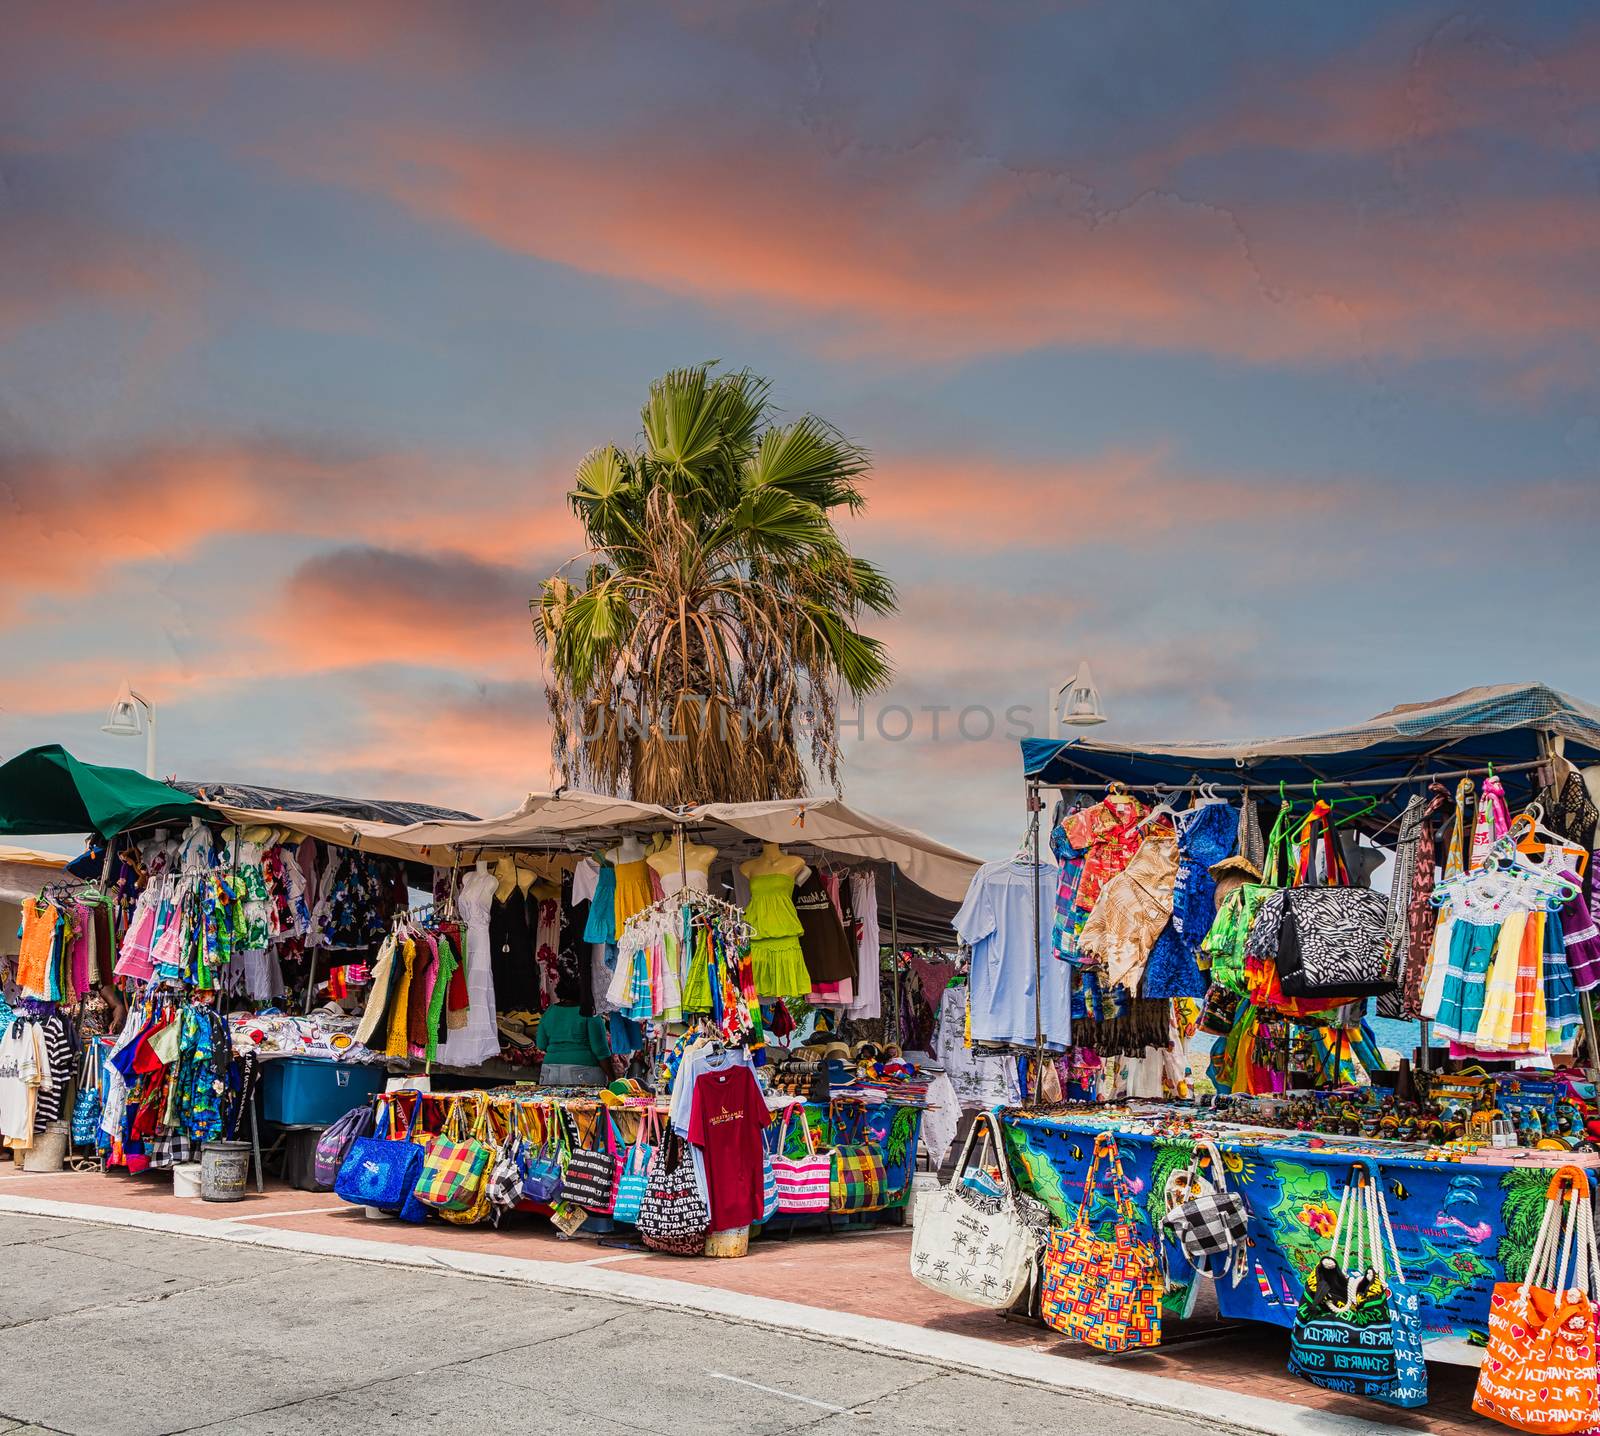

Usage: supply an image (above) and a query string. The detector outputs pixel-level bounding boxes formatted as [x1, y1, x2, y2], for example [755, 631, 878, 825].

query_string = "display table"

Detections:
[785, 1100, 925, 1212]
[1002, 1105, 1555, 1362]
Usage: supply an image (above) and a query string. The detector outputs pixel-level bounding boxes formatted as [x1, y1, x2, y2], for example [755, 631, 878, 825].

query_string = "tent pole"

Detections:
[1537, 731, 1600, 1083]
[888, 865, 900, 1047]
[1029, 781, 1043, 1104]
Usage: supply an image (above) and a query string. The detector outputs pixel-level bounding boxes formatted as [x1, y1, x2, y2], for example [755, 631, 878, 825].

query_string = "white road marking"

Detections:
[705, 1371, 849, 1412]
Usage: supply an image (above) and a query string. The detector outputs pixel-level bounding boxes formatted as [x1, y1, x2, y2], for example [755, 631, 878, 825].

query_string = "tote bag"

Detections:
[414, 1098, 494, 1214]
[1041, 1134, 1161, 1352]
[1275, 805, 1393, 1000]
[314, 1103, 375, 1190]
[560, 1108, 621, 1213]
[334, 1091, 425, 1212]
[518, 1105, 565, 1206]
[770, 1104, 831, 1215]
[1287, 1161, 1399, 1396]
[1160, 1139, 1247, 1276]
[611, 1107, 660, 1226]
[911, 1111, 1049, 1311]
[1474, 1166, 1600, 1433]
[637, 1132, 710, 1256]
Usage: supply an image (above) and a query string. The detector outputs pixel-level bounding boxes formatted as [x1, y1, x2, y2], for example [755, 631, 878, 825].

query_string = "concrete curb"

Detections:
[0, 1194, 1409, 1436]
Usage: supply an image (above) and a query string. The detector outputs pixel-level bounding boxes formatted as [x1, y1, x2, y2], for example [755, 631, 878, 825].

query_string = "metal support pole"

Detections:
[887, 866, 901, 1046]
[1029, 784, 1044, 1104]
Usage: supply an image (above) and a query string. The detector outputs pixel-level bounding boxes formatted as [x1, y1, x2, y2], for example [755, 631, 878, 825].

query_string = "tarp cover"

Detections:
[170, 779, 472, 826]
[1022, 683, 1600, 827]
[387, 791, 981, 905]
[0, 845, 69, 905]
[0, 745, 207, 838]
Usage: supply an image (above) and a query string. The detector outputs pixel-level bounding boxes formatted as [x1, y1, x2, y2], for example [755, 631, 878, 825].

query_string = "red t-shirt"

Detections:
[687, 1065, 771, 1231]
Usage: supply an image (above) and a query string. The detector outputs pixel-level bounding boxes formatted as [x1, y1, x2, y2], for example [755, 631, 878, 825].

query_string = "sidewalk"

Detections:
[0, 1163, 1492, 1435]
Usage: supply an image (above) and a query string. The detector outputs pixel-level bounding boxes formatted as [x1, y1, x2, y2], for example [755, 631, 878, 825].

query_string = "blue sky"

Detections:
[2, 1, 1597, 858]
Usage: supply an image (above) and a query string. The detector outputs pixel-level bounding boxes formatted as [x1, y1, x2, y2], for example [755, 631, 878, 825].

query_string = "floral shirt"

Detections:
[1063, 793, 1148, 912]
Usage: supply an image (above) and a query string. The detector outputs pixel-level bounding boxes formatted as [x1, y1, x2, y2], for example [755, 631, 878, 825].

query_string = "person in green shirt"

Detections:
[536, 972, 611, 1085]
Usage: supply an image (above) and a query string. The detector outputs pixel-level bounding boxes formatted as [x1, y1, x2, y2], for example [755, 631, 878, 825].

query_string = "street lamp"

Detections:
[102, 682, 157, 778]
[1053, 662, 1107, 735]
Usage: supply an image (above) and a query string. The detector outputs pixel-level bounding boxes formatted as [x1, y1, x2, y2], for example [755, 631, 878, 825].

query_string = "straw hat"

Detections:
[1208, 854, 1261, 905]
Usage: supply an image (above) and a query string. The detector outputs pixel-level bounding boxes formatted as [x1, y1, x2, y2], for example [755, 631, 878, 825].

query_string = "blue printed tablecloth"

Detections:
[1002, 1111, 1554, 1348]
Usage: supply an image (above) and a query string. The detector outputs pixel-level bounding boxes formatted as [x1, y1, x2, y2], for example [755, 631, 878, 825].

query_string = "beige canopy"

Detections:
[384, 791, 981, 904]
[0, 844, 70, 905]
[199, 804, 430, 866]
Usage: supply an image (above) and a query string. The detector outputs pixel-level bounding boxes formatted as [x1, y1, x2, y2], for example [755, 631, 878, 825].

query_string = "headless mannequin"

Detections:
[649, 834, 718, 895]
[740, 841, 810, 885]
[493, 855, 519, 903]
[607, 836, 646, 864]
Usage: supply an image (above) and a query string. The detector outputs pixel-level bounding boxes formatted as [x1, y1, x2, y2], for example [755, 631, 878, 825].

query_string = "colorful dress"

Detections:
[612, 859, 654, 933]
[746, 871, 808, 998]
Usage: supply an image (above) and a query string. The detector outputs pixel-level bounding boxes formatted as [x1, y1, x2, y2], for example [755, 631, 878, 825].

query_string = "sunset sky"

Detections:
[3, 1, 1599, 858]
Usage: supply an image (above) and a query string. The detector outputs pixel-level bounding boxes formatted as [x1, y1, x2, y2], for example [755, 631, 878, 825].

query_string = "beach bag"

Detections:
[637, 1131, 710, 1256]
[313, 1103, 375, 1190]
[771, 1105, 831, 1215]
[1368, 1174, 1429, 1410]
[611, 1107, 659, 1226]
[1041, 1134, 1161, 1352]
[1161, 1139, 1247, 1276]
[414, 1098, 494, 1214]
[831, 1142, 889, 1214]
[1287, 1161, 1398, 1396]
[335, 1092, 425, 1212]
[1474, 1166, 1600, 1432]
[71, 1046, 102, 1147]
[1275, 806, 1393, 1000]
[560, 1108, 622, 1213]
[485, 1125, 527, 1228]
[761, 1148, 779, 1223]
[518, 1105, 565, 1206]
[911, 1111, 1049, 1311]
[436, 1103, 498, 1226]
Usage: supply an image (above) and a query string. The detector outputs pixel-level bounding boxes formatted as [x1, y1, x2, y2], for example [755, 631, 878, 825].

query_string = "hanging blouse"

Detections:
[1062, 793, 1149, 912]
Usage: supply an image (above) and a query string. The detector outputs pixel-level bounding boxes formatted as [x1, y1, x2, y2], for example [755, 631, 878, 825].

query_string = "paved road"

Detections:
[0, 1213, 1223, 1436]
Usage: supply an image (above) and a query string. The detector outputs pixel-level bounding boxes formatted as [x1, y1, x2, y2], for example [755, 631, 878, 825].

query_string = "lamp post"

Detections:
[1051, 661, 1107, 736]
[102, 682, 157, 778]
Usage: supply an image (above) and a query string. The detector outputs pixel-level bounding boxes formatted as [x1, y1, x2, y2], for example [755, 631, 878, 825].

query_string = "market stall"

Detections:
[914, 685, 1600, 1424]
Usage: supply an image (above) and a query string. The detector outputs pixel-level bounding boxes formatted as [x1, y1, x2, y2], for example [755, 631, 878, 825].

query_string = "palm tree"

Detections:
[533, 364, 896, 806]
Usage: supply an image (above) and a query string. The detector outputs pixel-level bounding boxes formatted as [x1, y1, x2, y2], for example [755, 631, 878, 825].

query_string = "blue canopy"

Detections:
[1022, 683, 1600, 834]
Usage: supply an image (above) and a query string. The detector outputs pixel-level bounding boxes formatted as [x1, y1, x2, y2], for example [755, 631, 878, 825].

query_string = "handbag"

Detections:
[611, 1106, 660, 1226]
[485, 1121, 527, 1228]
[637, 1131, 710, 1256]
[560, 1108, 622, 1213]
[414, 1097, 494, 1213]
[1275, 805, 1393, 1000]
[1474, 1166, 1600, 1432]
[1041, 1133, 1161, 1352]
[334, 1091, 426, 1213]
[1366, 1175, 1428, 1410]
[71, 1045, 102, 1147]
[831, 1142, 889, 1214]
[1161, 1139, 1247, 1276]
[437, 1101, 497, 1227]
[910, 1111, 1051, 1311]
[770, 1104, 831, 1215]
[519, 1106, 566, 1206]
[313, 1103, 376, 1190]
[760, 1148, 779, 1224]
[1287, 1161, 1399, 1396]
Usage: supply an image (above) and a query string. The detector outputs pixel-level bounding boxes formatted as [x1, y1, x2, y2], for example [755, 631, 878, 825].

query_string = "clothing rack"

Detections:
[1027, 758, 1547, 796]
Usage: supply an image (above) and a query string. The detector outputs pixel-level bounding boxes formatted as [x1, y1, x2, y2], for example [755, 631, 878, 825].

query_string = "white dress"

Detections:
[437, 868, 502, 1066]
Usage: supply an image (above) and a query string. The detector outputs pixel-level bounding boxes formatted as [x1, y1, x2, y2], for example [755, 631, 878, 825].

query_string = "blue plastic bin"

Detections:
[258, 1057, 386, 1127]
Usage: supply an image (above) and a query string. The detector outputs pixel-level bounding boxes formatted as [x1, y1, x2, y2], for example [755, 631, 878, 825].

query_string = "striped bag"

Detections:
[770, 1104, 830, 1215]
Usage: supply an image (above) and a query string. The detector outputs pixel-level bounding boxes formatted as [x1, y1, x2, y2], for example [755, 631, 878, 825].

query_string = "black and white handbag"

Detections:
[1161, 1139, 1247, 1275]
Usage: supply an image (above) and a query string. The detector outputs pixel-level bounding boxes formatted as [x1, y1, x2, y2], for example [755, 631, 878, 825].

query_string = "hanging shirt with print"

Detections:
[687, 1065, 771, 1231]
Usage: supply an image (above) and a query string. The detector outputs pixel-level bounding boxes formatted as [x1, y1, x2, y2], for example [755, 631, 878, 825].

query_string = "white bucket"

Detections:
[363, 1205, 388, 1220]
[173, 1162, 203, 1198]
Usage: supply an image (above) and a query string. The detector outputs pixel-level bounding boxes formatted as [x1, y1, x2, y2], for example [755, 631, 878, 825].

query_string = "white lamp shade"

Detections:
[1060, 662, 1107, 727]
[102, 685, 144, 737]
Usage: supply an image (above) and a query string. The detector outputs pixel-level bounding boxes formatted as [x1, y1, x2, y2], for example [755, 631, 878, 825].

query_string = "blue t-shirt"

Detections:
[955, 860, 1073, 1049]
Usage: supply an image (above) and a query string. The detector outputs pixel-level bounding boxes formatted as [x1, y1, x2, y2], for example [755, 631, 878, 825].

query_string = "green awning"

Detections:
[0, 745, 207, 838]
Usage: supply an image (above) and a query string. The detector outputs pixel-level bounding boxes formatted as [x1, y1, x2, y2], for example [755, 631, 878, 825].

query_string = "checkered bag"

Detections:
[830, 1143, 888, 1213]
[1161, 1139, 1247, 1273]
[1041, 1134, 1161, 1352]
[414, 1098, 493, 1214]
